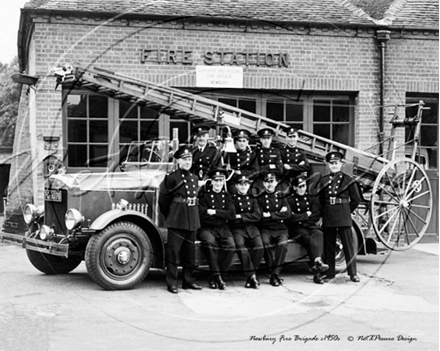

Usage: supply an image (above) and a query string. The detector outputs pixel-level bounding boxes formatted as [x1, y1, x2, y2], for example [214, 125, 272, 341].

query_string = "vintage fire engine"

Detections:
[0, 65, 432, 290]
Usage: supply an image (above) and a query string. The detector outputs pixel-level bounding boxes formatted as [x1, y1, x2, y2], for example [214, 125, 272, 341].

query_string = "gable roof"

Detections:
[389, 0, 439, 28]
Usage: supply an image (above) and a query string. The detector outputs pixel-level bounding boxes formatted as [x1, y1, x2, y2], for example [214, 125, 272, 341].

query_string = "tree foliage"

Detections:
[0, 57, 20, 147]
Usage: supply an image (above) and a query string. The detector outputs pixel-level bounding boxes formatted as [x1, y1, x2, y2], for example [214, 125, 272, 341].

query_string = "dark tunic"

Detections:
[256, 191, 291, 232]
[318, 172, 361, 227]
[280, 145, 310, 180]
[198, 188, 236, 236]
[191, 144, 222, 180]
[226, 147, 258, 177]
[158, 168, 200, 231]
[253, 145, 283, 175]
[287, 192, 321, 230]
[230, 192, 262, 238]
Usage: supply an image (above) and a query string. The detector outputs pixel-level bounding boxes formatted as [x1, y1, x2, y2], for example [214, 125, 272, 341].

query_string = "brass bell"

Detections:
[223, 126, 237, 153]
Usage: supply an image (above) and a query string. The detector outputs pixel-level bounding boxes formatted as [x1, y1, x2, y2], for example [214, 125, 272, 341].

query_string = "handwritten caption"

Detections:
[249, 334, 418, 344]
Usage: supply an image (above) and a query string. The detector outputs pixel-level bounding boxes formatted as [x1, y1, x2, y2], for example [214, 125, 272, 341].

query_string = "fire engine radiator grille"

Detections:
[45, 189, 68, 235]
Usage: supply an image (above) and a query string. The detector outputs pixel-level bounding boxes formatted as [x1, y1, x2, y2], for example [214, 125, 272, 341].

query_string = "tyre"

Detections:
[85, 221, 152, 290]
[26, 250, 82, 274]
[334, 228, 359, 273]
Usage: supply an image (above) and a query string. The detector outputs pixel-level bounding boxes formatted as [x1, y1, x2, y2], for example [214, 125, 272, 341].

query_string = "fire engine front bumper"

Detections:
[0, 232, 69, 257]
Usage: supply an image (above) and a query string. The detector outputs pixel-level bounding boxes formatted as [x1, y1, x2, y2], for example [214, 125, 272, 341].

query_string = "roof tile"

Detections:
[22, 0, 438, 29]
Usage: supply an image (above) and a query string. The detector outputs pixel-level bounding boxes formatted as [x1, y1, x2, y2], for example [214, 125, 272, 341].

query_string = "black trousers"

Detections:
[233, 230, 264, 277]
[261, 228, 288, 276]
[323, 226, 357, 277]
[199, 228, 236, 276]
[290, 227, 324, 265]
[165, 228, 196, 288]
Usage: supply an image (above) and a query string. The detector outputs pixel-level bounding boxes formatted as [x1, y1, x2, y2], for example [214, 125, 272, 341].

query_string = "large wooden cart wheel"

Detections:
[370, 158, 432, 250]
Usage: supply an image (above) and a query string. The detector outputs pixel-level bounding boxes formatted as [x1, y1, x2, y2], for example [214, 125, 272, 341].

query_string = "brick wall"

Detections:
[7, 14, 439, 220]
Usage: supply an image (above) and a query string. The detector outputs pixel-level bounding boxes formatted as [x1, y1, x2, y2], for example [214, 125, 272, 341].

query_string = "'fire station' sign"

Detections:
[140, 48, 289, 67]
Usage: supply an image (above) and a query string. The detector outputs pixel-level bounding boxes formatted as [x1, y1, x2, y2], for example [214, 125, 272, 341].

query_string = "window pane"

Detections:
[219, 98, 237, 107]
[89, 145, 108, 167]
[314, 100, 330, 122]
[333, 100, 350, 122]
[420, 126, 438, 147]
[68, 144, 87, 167]
[421, 102, 438, 123]
[239, 99, 256, 113]
[68, 120, 87, 142]
[90, 121, 108, 143]
[119, 121, 139, 143]
[286, 102, 303, 122]
[120, 100, 138, 119]
[314, 124, 330, 139]
[267, 102, 284, 121]
[67, 95, 87, 117]
[141, 121, 159, 140]
[333, 124, 350, 144]
[170, 121, 189, 143]
[89, 95, 108, 118]
[140, 106, 159, 119]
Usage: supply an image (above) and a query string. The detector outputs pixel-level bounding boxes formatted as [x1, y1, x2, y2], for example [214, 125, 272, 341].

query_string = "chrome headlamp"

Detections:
[65, 208, 84, 230]
[39, 225, 54, 241]
[23, 204, 44, 224]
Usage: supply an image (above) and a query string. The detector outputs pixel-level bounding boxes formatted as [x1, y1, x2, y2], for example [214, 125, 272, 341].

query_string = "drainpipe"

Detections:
[376, 30, 391, 156]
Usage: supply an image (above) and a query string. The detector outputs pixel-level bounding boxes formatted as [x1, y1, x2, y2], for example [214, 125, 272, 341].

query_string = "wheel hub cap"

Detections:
[115, 247, 131, 264]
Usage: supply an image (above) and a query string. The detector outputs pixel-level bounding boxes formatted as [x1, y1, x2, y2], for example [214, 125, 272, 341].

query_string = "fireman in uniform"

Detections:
[158, 146, 203, 294]
[286, 175, 329, 284]
[280, 127, 310, 189]
[227, 129, 258, 177]
[198, 168, 236, 289]
[256, 170, 292, 286]
[230, 174, 264, 289]
[314, 151, 361, 282]
[251, 127, 283, 196]
[191, 124, 222, 187]
[224, 128, 258, 194]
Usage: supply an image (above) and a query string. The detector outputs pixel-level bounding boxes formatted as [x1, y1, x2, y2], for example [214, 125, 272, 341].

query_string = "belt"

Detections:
[173, 197, 199, 206]
[326, 197, 349, 205]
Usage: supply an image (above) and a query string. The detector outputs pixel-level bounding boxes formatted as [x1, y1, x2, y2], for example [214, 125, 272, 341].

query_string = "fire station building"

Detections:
[3, 0, 438, 237]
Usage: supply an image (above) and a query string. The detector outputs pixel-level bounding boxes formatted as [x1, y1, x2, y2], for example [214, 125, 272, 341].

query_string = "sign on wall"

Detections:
[196, 66, 243, 88]
[140, 48, 290, 67]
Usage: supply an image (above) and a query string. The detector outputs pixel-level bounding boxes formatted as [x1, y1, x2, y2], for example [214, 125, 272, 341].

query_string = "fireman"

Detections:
[230, 174, 264, 289]
[256, 170, 291, 286]
[251, 127, 283, 197]
[314, 151, 361, 283]
[191, 124, 222, 187]
[286, 175, 328, 284]
[279, 126, 310, 189]
[198, 168, 236, 290]
[158, 145, 203, 294]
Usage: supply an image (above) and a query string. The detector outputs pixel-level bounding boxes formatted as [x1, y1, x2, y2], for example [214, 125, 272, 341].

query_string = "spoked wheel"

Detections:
[371, 158, 432, 250]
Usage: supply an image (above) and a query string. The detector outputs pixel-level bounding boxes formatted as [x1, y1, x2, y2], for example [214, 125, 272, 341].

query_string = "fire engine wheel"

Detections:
[26, 250, 82, 274]
[371, 158, 432, 251]
[85, 221, 152, 290]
